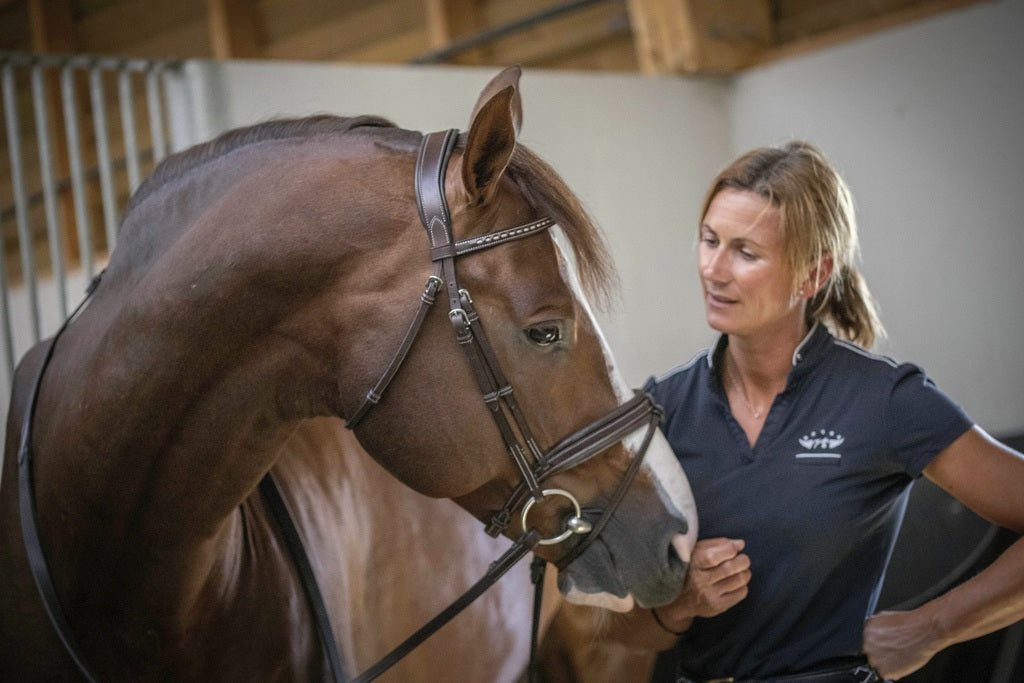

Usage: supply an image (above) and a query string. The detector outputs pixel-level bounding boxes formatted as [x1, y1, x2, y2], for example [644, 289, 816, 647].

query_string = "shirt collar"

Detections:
[705, 322, 832, 377]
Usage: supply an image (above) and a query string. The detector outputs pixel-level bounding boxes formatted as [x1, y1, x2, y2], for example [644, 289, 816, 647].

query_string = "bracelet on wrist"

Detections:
[651, 607, 686, 636]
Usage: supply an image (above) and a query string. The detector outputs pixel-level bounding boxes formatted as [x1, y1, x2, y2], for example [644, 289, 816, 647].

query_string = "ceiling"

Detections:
[0, 0, 989, 76]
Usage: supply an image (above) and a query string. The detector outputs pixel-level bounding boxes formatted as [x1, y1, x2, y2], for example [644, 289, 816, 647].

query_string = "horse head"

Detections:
[346, 66, 697, 611]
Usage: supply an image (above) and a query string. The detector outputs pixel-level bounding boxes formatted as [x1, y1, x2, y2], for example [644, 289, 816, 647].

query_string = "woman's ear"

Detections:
[800, 254, 834, 298]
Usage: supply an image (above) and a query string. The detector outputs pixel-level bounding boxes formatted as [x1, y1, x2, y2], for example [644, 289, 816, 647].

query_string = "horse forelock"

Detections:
[505, 145, 619, 311]
[125, 114, 397, 214]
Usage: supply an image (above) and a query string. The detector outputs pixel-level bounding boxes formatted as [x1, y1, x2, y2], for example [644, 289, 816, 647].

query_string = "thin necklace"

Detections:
[725, 361, 764, 420]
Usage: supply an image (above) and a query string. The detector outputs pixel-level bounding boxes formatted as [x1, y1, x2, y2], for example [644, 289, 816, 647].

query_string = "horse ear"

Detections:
[462, 65, 523, 205]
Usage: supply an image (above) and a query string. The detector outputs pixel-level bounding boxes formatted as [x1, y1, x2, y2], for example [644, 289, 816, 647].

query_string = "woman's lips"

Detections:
[706, 291, 737, 307]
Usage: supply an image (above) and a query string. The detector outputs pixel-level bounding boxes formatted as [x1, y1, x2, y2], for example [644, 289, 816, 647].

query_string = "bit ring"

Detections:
[520, 488, 593, 546]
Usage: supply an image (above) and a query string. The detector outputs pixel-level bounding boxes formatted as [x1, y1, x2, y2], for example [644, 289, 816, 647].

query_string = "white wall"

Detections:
[730, 0, 1024, 435]
[187, 59, 733, 395]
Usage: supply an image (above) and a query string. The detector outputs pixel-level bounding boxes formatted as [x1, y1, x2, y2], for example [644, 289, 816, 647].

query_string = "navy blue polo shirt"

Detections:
[645, 324, 973, 679]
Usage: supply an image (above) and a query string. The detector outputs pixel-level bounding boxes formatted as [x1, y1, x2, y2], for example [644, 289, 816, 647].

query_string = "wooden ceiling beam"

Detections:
[28, 0, 76, 54]
[757, 0, 989, 68]
[206, 0, 263, 60]
[626, 0, 773, 75]
[424, 0, 487, 64]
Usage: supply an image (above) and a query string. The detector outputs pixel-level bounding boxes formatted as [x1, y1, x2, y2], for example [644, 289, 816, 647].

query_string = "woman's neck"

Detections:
[725, 318, 811, 389]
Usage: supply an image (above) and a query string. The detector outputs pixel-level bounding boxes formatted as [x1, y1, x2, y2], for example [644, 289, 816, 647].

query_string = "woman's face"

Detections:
[698, 188, 804, 339]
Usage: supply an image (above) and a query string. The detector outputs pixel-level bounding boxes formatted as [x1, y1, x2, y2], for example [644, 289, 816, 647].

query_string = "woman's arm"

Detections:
[864, 426, 1024, 679]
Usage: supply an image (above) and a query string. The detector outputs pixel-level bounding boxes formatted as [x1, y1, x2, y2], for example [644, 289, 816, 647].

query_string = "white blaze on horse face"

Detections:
[553, 233, 698, 561]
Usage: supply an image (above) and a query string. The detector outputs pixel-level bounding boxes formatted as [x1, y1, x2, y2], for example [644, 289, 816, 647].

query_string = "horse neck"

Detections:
[30, 139, 421, 599]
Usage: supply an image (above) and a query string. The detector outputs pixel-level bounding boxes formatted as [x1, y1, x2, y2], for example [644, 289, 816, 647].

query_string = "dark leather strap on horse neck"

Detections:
[18, 272, 105, 683]
[259, 474, 349, 682]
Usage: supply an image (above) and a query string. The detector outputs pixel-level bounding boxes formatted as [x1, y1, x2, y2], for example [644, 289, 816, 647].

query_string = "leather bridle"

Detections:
[17, 129, 665, 683]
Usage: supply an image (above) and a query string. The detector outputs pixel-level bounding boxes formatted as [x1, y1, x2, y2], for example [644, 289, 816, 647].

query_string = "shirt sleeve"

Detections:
[884, 363, 974, 477]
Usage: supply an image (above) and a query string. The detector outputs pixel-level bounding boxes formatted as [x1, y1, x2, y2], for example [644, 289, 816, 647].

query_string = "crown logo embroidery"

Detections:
[798, 430, 845, 449]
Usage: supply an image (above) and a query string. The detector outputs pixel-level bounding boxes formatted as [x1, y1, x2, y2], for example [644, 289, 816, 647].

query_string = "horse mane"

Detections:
[126, 114, 396, 212]
[125, 113, 616, 307]
[505, 145, 619, 309]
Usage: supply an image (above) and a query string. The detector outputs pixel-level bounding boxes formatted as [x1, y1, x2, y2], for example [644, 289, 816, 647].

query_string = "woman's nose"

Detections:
[701, 248, 727, 283]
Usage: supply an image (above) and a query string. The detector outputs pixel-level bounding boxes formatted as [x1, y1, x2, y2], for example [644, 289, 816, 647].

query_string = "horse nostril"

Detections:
[669, 532, 692, 571]
[667, 540, 685, 574]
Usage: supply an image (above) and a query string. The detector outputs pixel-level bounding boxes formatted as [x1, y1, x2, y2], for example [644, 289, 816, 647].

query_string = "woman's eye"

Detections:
[526, 325, 561, 346]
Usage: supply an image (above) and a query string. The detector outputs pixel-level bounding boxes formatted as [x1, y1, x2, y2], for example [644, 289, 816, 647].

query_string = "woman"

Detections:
[617, 141, 1024, 682]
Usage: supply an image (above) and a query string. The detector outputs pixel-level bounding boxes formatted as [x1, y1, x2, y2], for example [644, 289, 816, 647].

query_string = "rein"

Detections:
[16, 129, 663, 683]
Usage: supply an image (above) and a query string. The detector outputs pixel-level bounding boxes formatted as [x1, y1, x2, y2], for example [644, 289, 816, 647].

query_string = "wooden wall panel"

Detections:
[627, 0, 773, 74]
[75, 0, 207, 55]
[206, 0, 263, 59]
[262, 0, 426, 62]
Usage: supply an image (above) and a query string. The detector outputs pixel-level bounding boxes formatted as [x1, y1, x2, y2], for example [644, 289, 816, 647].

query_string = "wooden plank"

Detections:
[28, 0, 77, 53]
[530, 33, 639, 72]
[627, 0, 696, 74]
[263, 0, 424, 61]
[76, 0, 206, 55]
[339, 28, 432, 64]
[627, 0, 773, 74]
[114, 20, 212, 60]
[424, 0, 487, 64]
[258, 0, 362, 44]
[206, 0, 263, 59]
[756, 0, 989, 68]
[484, 2, 633, 69]
[776, 0, 944, 42]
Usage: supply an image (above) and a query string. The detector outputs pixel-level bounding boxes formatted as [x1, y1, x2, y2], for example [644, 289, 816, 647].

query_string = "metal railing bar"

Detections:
[61, 64, 95, 278]
[31, 64, 69, 318]
[0, 147, 156, 225]
[0, 52, 183, 74]
[89, 67, 119, 252]
[145, 64, 168, 164]
[117, 69, 141, 193]
[2, 62, 42, 342]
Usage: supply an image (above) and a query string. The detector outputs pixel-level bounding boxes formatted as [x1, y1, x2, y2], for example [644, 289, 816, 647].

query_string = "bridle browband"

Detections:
[17, 129, 664, 683]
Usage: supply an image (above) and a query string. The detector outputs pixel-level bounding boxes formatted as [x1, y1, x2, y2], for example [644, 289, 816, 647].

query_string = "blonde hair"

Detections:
[700, 141, 884, 348]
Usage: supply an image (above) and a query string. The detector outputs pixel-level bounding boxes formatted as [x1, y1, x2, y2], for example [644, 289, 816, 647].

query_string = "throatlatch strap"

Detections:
[18, 272, 105, 683]
[259, 474, 349, 683]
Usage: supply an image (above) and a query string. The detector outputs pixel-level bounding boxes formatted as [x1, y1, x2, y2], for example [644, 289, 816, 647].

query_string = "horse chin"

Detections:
[554, 522, 690, 612]
[561, 584, 635, 613]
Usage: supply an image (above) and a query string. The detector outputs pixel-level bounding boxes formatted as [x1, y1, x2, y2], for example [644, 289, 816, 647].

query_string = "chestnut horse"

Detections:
[0, 67, 696, 681]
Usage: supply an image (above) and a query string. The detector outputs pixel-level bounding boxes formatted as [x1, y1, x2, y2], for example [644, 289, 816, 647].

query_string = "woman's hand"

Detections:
[653, 537, 751, 632]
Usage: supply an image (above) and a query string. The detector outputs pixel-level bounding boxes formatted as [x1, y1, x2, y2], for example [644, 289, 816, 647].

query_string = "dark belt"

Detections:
[676, 662, 883, 683]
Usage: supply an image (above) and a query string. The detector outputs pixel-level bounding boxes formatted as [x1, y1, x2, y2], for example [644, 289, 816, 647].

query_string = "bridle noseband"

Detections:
[17, 129, 666, 683]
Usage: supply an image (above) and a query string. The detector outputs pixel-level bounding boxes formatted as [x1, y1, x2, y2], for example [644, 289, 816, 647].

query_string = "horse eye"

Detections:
[526, 325, 561, 346]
